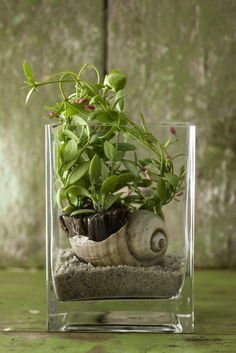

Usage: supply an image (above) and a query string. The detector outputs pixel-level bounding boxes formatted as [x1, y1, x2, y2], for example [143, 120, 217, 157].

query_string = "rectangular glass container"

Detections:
[46, 122, 195, 333]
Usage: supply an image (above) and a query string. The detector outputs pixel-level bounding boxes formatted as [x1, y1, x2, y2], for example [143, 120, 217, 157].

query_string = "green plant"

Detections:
[23, 62, 185, 218]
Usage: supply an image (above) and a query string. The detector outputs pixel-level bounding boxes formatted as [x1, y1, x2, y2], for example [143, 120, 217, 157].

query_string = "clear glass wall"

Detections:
[46, 122, 195, 333]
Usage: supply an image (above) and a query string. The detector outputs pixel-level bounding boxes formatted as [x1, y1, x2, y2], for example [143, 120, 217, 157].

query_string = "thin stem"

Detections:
[78, 64, 100, 84]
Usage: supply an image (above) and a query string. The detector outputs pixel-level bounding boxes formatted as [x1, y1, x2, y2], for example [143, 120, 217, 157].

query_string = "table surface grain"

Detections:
[0, 270, 235, 353]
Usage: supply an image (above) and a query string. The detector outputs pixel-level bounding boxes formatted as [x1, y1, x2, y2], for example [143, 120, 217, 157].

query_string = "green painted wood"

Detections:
[0, 0, 104, 268]
[107, 0, 236, 268]
[0, 270, 236, 352]
[1, 333, 236, 353]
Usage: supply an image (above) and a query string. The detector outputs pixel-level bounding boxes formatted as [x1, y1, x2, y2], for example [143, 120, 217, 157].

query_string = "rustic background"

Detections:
[0, 0, 235, 268]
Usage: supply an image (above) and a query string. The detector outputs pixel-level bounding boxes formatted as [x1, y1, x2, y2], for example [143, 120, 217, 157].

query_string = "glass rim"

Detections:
[45, 121, 196, 128]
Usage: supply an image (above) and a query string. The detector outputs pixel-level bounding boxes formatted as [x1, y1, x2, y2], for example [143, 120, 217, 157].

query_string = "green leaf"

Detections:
[73, 115, 88, 126]
[101, 161, 109, 179]
[107, 111, 119, 121]
[68, 161, 89, 184]
[56, 187, 66, 209]
[92, 111, 113, 123]
[45, 102, 64, 113]
[23, 61, 34, 82]
[62, 129, 79, 142]
[89, 154, 101, 183]
[71, 209, 95, 216]
[66, 185, 89, 197]
[103, 193, 123, 210]
[166, 172, 179, 187]
[61, 158, 78, 172]
[63, 205, 77, 214]
[104, 71, 127, 92]
[63, 139, 78, 162]
[140, 113, 148, 133]
[116, 142, 136, 151]
[123, 159, 139, 177]
[101, 175, 118, 194]
[113, 90, 124, 111]
[104, 141, 116, 160]
[157, 179, 167, 201]
[116, 172, 134, 188]
[66, 102, 87, 117]
[113, 151, 124, 162]
[98, 126, 116, 140]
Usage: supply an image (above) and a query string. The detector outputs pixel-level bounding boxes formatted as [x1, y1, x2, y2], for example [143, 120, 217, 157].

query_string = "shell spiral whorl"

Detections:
[69, 210, 168, 267]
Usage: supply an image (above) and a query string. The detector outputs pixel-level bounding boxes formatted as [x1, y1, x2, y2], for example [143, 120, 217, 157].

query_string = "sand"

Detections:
[53, 249, 185, 301]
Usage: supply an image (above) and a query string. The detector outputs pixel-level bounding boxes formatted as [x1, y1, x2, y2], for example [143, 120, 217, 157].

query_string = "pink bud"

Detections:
[169, 127, 176, 135]
[75, 98, 87, 104]
[84, 104, 95, 110]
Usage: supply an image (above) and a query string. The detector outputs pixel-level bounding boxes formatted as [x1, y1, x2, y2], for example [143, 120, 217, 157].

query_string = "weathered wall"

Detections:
[0, 0, 235, 267]
[0, 0, 104, 267]
[107, 0, 236, 267]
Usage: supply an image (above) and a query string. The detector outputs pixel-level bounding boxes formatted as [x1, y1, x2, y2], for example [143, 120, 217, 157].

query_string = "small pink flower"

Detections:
[169, 127, 176, 135]
[75, 98, 87, 104]
[84, 104, 95, 110]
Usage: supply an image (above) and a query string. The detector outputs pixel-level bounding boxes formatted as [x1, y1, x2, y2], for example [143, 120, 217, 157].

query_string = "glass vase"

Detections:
[46, 122, 195, 333]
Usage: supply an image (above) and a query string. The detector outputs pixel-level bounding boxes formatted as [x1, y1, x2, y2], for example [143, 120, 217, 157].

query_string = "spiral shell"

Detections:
[69, 210, 168, 267]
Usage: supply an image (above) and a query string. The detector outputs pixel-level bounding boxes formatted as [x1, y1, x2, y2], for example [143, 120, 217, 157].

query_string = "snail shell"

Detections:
[69, 210, 168, 267]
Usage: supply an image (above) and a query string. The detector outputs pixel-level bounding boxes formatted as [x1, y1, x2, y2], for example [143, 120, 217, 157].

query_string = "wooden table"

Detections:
[0, 270, 235, 352]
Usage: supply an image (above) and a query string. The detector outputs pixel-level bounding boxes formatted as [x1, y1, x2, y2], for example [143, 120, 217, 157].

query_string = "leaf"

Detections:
[68, 161, 89, 184]
[61, 158, 78, 172]
[66, 185, 89, 197]
[71, 209, 95, 216]
[63, 205, 77, 214]
[98, 126, 116, 139]
[123, 159, 139, 177]
[101, 161, 109, 179]
[113, 90, 124, 111]
[56, 187, 66, 209]
[104, 141, 116, 160]
[25, 87, 35, 104]
[89, 154, 101, 183]
[113, 151, 124, 162]
[116, 142, 136, 151]
[73, 115, 88, 126]
[45, 102, 64, 113]
[66, 102, 87, 117]
[23, 61, 34, 82]
[166, 172, 179, 187]
[104, 71, 127, 92]
[157, 179, 167, 201]
[116, 172, 134, 188]
[92, 111, 113, 123]
[140, 113, 148, 133]
[63, 139, 78, 162]
[62, 129, 79, 142]
[104, 193, 123, 210]
[101, 175, 118, 194]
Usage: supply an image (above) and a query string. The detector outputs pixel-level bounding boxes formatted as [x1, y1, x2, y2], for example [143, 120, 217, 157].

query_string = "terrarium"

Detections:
[24, 63, 195, 333]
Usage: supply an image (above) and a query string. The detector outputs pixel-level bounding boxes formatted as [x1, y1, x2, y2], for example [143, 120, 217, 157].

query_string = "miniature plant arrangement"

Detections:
[23, 62, 186, 267]
[23, 62, 195, 333]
